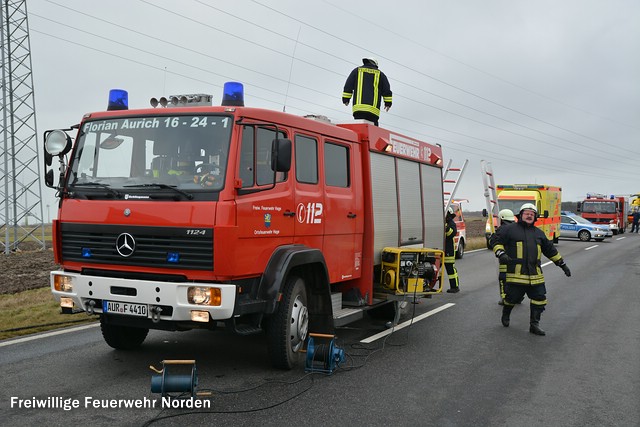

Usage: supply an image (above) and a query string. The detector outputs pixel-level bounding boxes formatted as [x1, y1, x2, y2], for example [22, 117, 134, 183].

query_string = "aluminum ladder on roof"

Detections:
[443, 159, 468, 212]
[481, 160, 500, 236]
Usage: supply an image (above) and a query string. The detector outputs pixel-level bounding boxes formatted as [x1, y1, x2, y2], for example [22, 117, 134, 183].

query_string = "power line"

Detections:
[29, 1, 639, 183]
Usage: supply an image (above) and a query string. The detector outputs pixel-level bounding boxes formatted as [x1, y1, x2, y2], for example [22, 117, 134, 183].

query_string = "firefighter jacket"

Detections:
[445, 217, 457, 258]
[492, 221, 563, 286]
[488, 225, 507, 273]
[342, 65, 392, 118]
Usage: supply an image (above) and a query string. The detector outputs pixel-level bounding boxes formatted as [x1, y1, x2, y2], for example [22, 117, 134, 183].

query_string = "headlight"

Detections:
[53, 275, 73, 292]
[187, 286, 221, 306]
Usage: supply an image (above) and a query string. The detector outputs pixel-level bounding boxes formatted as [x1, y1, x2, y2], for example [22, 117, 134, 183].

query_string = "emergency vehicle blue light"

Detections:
[108, 89, 129, 111]
[167, 252, 180, 263]
[221, 82, 244, 107]
[81, 248, 93, 258]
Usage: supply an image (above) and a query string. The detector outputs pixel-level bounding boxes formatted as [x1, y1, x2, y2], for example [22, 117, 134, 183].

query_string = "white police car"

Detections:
[560, 212, 611, 242]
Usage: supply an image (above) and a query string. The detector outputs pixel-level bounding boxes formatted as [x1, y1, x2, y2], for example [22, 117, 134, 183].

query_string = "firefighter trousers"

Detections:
[503, 282, 547, 309]
[444, 256, 459, 289]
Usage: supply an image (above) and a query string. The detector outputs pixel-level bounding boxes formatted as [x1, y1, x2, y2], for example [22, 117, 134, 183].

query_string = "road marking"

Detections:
[542, 261, 553, 267]
[616, 236, 626, 240]
[360, 303, 455, 343]
[585, 245, 598, 250]
[0, 323, 99, 348]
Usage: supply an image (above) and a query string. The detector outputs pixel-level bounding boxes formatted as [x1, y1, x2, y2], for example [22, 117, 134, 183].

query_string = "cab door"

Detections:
[292, 134, 325, 251]
[321, 139, 361, 281]
[234, 125, 295, 274]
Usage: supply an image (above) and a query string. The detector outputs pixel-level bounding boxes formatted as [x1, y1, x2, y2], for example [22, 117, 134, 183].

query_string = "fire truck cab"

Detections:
[43, 85, 447, 369]
[577, 193, 627, 235]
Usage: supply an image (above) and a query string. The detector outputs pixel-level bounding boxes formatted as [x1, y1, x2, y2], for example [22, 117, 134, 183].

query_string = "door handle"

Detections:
[347, 212, 357, 218]
[284, 211, 295, 217]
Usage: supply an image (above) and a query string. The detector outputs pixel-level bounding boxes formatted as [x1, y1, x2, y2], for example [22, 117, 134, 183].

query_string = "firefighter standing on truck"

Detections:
[445, 207, 460, 293]
[342, 57, 392, 126]
[492, 203, 571, 335]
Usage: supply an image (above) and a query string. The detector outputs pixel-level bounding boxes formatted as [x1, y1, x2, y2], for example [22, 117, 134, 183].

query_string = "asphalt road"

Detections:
[2, 234, 639, 427]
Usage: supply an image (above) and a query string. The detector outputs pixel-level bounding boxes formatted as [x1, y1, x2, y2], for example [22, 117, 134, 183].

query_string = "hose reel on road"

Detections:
[150, 360, 198, 397]
[304, 333, 345, 374]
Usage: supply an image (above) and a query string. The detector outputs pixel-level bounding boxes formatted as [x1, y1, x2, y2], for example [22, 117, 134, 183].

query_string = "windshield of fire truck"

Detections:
[69, 115, 232, 195]
[582, 201, 616, 214]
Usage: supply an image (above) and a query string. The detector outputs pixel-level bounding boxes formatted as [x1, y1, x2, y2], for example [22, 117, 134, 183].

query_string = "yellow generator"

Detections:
[380, 247, 443, 295]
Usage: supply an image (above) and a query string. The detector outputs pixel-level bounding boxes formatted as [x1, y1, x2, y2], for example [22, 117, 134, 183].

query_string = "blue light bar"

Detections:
[108, 89, 129, 111]
[221, 82, 244, 107]
[81, 248, 93, 258]
[167, 252, 180, 263]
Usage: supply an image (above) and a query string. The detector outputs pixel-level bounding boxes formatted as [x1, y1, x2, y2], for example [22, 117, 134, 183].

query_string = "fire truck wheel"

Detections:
[266, 275, 309, 370]
[100, 316, 149, 350]
[456, 238, 465, 259]
[578, 230, 591, 242]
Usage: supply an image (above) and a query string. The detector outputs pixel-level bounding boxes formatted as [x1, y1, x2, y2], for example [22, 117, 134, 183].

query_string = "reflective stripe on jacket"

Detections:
[493, 221, 562, 286]
[445, 217, 457, 258]
[342, 66, 392, 117]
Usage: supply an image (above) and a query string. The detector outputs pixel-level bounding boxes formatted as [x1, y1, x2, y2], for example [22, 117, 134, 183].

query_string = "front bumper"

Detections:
[50, 270, 236, 322]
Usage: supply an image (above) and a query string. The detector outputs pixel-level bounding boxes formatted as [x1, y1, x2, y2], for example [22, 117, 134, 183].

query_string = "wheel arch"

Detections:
[258, 245, 334, 334]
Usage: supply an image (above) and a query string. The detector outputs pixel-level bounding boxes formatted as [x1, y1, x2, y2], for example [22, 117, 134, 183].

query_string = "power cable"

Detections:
[321, 0, 640, 133]
[249, 0, 639, 152]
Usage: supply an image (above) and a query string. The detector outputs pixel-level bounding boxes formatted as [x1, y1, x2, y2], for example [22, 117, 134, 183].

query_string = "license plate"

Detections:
[103, 300, 148, 317]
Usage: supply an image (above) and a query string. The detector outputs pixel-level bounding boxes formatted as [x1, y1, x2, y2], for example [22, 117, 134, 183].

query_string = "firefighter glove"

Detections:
[495, 249, 511, 264]
[559, 263, 571, 277]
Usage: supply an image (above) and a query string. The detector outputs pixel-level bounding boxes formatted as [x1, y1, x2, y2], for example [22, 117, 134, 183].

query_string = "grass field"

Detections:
[0, 287, 97, 341]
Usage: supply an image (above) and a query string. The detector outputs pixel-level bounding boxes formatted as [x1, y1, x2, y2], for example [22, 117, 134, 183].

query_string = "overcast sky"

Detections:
[26, 0, 640, 212]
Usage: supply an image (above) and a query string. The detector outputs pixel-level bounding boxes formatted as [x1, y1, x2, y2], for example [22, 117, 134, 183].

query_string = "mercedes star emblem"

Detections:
[115, 233, 136, 257]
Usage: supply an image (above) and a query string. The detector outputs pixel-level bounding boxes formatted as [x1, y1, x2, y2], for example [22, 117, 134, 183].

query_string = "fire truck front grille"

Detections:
[60, 223, 213, 270]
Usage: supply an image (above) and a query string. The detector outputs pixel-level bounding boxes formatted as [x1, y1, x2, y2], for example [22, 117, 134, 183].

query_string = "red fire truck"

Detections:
[577, 193, 627, 235]
[44, 84, 447, 369]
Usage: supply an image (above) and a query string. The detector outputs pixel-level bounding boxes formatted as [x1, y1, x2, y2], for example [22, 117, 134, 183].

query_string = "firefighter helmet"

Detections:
[362, 57, 378, 67]
[498, 209, 515, 223]
[518, 203, 537, 215]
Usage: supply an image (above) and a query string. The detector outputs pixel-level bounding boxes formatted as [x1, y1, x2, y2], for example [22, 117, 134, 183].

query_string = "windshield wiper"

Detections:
[72, 182, 122, 198]
[124, 183, 194, 200]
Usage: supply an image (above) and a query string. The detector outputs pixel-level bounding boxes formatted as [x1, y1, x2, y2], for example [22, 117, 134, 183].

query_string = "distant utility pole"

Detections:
[1, 0, 45, 254]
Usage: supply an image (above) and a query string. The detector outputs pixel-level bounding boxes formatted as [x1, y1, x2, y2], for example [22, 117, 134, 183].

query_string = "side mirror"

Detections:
[576, 202, 582, 212]
[482, 208, 488, 217]
[543, 210, 549, 218]
[271, 138, 291, 172]
[45, 169, 54, 187]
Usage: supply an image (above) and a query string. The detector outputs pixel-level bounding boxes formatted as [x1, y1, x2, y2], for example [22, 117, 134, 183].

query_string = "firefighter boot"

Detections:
[501, 305, 513, 327]
[529, 306, 546, 336]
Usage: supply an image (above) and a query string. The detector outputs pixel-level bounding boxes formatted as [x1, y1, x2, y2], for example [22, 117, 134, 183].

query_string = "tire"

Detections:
[266, 275, 309, 370]
[100, 316, 149, 350]
[578, 230, 591, 242]
[456, 239, 465, 259]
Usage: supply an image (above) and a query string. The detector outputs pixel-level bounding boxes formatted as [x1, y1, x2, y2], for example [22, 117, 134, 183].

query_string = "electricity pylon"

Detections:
[1, 0, 45, 254]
